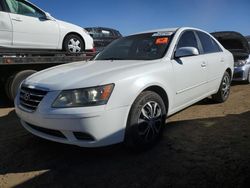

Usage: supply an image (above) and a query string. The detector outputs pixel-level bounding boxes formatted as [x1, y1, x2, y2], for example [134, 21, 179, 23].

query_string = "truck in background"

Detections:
[0, 48, 95, 101]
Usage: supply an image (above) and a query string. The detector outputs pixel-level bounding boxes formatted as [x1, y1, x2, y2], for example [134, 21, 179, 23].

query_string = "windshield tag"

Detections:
[155, 37, 169, 45]
[152, 32, 173, 37]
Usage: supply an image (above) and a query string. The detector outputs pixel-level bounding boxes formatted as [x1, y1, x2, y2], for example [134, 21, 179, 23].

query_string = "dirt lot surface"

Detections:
[0, 84, 250, 188]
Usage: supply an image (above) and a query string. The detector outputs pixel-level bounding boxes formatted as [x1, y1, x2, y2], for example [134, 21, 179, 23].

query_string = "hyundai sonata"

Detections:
[15, 27, 234, 149]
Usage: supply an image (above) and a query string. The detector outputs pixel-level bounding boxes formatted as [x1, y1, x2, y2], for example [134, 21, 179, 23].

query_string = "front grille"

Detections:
[233, 72, 243, 79]
[27, 123, 66, 139]
[19, 85, 48, 112]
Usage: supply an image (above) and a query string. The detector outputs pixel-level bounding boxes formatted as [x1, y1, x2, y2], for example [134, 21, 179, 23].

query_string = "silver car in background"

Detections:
[212, 32, 250, 83]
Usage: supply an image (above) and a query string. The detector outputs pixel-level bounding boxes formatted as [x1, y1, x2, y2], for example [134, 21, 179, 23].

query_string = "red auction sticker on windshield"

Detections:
[155, 37, 169, 45]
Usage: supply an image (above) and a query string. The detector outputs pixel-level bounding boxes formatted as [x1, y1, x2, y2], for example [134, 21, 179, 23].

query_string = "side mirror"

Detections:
[45, 12, 54, 20]
[175, 47, 199, 58]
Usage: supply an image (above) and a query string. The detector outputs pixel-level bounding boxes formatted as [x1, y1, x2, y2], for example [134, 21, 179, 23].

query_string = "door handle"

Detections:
[220, 58, 225, 62]
[12, 17, 22, 22]
[201, 62, 206, 68]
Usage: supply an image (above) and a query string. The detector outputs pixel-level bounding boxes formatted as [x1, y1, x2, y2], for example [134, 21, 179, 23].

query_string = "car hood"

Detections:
[24, 60, 160, 91]
[211, 32, 250, 58]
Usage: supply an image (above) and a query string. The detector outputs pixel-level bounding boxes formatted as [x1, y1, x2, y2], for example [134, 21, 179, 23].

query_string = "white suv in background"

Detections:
[0, 0, 93, 53]
[15, 27, 234, 149]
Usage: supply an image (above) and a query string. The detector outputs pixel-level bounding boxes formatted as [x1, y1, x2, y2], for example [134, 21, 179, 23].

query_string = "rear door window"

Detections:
[197, 31, 222, 54]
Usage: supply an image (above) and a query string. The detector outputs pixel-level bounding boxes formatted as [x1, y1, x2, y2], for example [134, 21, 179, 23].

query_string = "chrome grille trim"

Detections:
[20, 95, 41, 103]
[20, 89, 45, 98]
[19, 85, 48, 112]
[20, 101, 38, 108]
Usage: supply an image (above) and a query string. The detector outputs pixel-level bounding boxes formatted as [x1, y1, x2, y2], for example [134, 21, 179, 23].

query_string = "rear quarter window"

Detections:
[197, 31, 222, 54]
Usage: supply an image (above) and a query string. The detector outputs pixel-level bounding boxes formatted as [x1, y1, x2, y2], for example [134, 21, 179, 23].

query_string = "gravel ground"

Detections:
[0, 83, 250, 188]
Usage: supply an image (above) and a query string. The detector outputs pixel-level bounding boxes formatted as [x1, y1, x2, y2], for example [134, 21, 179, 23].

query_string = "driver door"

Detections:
[6, 0, 60, 49]
[172, 30, 208, 108]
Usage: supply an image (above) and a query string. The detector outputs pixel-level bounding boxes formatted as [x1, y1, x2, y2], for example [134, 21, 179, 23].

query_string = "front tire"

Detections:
[124, 91, 166, 150]
[212, 71, 231, 103]
[63, 34, 84, 53]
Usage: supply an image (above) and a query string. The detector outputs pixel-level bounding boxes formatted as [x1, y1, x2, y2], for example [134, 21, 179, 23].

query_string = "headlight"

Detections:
[234, 60, 247, 67]
[52, 84, 114, 108]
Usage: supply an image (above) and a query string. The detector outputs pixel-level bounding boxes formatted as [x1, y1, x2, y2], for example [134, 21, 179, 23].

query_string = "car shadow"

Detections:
[0, 110, 250, 187]
[231, 81, 249, 86]
[0, 91, 13, 108]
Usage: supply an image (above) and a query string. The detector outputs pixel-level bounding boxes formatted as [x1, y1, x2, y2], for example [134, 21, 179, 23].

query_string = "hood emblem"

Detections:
[23, 92, 31, 101]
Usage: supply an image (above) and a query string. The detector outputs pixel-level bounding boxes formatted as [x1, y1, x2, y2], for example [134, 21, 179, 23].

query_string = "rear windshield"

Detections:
[94, 32, 174, 61]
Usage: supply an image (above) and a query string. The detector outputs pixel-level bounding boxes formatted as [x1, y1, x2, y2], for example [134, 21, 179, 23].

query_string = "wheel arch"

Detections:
[226, 67, 233, 80]
[62, 32, 85, 50]
[142, 85, 169, 114]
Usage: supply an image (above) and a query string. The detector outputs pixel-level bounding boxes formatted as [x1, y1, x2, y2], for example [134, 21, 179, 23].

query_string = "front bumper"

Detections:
[15, 91, 131, 147]
[233, 64, 250, 81]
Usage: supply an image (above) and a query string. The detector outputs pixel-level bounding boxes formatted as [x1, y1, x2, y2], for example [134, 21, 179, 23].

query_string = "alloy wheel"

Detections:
[222, 75, 230, 99]
[137, 101, 163, 142]
[68, 38, 81, 53]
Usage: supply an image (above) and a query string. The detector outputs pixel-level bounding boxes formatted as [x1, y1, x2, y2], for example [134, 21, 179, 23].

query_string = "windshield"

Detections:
[94, 32, 173, 61]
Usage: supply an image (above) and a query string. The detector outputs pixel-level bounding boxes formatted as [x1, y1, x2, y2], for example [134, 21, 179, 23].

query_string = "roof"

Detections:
[133, 28, 179, 36]
[84, 27, 120, 32]
[134, 27, 207, 35]
[139, 27, 179, 33]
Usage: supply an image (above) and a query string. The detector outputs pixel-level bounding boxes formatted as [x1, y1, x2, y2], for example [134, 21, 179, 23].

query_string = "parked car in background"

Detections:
[0, 0, 94, 53]
[85, 27, 122, 52]
[246, 36, 250, 48]
[212, 32, 250, 83]
[15, 27, 233, 149]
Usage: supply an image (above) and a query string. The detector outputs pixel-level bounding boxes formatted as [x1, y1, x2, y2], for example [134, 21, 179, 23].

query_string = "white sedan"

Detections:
[0, 0, 93, 53]
[15, 27, 234, 149]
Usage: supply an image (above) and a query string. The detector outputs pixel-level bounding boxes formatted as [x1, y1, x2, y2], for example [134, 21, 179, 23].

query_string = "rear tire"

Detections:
[124, 91, 167, 151]
[5, 75, 14, 100]
[63, 34, 84, 53]
[212, 71, 231, 103]
[10, 70, 37, 101]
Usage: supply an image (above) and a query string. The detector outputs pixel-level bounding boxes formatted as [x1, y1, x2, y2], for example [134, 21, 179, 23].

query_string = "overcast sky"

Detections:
[31, 0, 250, 36]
